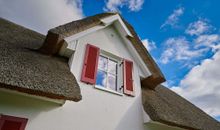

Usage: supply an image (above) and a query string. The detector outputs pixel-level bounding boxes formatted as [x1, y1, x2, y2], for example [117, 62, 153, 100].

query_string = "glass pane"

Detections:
[98, 56, 108, 71]
[96, 70, 107, 88]
[108, 59, 117, 74]
[107, 74, 117, 91]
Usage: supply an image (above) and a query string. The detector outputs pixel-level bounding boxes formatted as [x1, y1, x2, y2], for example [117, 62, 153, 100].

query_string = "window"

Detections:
[0, 114, 28, 130]
[81, 44, 134, 96]
[95, 55, 122, 94]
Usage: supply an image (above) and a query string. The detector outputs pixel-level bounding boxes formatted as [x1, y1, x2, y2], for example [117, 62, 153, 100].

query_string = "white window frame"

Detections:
[95, 50, 123, 96]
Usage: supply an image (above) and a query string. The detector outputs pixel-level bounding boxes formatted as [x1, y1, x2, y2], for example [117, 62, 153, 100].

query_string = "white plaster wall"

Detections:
[68, 25, 147, 130]
[0, 25, 150, 130]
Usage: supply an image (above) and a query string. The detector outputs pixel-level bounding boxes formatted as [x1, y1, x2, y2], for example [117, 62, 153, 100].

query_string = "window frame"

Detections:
[0, 114, 28, 130]
[95, 51, 123, 96]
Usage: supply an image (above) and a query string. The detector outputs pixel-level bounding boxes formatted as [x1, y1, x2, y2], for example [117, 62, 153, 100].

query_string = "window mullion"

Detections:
[106, 57, 109, 89]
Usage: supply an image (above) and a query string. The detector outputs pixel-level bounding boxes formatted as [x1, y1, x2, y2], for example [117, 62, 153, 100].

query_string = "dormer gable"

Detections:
[39, 13, 166, 89]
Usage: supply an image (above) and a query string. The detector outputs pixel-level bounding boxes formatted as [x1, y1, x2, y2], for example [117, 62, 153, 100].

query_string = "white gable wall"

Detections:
[67, 25, 148, 130]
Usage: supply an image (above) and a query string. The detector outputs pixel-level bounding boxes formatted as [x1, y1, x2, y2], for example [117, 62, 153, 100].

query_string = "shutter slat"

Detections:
[81, 44, 100, 84]
[123, 59, 134, 96]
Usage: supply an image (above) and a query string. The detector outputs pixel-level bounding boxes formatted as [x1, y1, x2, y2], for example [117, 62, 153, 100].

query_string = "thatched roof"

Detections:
[142, 85, 220, 130]
[0, 18, 81, 101]
[39, 13, 165, 89]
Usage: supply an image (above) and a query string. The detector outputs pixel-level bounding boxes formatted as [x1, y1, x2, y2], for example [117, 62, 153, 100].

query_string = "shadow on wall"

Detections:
[115, 94, 145, 130]
[0, 90, 61, 121]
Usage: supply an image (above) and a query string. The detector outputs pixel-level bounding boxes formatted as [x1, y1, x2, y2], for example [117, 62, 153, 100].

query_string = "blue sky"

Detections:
[0, 0, 219, 121]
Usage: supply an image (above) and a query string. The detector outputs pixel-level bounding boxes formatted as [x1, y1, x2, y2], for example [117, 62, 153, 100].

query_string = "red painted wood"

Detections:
[123, 59, 134, 96]
[81, 44, 100, 84]
[0, 115, 28, 130]
[2, 120, 22, 130]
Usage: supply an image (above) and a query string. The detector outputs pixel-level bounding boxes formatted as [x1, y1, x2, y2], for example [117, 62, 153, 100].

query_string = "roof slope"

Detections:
[142, 85, 220, 130]
[0, 18, 81, 101]
[39, 13, 165, 89]
[40, 13, 116, 55]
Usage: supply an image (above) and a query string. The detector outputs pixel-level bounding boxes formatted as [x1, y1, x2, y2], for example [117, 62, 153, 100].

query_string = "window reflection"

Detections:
[98, 56, 108, 71]
[108, 59, 117, 74]
[96, 55, 119, 93]
[108, 74, 117, 91]
[96, 70, 107, 88]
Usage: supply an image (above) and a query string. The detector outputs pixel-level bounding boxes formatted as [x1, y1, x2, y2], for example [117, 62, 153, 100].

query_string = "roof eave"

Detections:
[126, 33, 166, 89]
[0, 83, 82, 102]
[141, 75, 166, 89]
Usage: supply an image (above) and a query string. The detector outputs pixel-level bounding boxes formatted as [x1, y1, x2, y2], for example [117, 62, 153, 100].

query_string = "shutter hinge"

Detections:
[119, 61, 123, 66]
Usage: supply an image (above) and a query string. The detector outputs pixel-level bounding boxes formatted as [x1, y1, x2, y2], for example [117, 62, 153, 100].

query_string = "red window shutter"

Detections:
[123, 59, 134, 96]
[81, 44, 100, 84]
[0, 115, 28, 130]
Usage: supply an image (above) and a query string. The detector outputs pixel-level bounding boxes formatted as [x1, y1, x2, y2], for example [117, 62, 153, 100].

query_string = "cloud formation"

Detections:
[171, 50, 220, 117]
[165, 17, 220, 119]
[142, 39, 156, 51]
[195, 34, 220, 51]
[104, 0, 144, 12]
[185, 19, 214, 36]
[160, 16, 220, 65]
[160, 37, 206, 64]
[0, 0, 84, 34]
[161, 6, 184, 29]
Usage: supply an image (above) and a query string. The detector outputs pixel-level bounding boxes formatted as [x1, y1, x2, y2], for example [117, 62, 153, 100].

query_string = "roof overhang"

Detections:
[0, 17, 82, 103]
[0, 88, 65, 105]
[141, 85, 220, 130]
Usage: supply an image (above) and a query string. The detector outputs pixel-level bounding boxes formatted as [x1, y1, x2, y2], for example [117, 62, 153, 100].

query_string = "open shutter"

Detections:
[81, 44, 100, 84]
[123, 59, 134, 96]
[0, 115, 28, 130]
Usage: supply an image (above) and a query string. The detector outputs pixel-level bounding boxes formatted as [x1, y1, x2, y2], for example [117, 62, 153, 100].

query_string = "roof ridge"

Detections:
[0, 17, 45, 36]
[49, 12, 118, 33]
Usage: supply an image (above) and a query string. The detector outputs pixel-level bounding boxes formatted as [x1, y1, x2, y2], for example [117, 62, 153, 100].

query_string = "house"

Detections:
[0, 12, 219, 130]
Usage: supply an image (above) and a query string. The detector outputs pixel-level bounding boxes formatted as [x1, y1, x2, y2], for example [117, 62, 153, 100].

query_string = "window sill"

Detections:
[94, 85, 123, 96]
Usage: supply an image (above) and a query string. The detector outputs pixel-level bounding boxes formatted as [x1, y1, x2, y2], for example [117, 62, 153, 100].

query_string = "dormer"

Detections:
[39, 13, 166, 89]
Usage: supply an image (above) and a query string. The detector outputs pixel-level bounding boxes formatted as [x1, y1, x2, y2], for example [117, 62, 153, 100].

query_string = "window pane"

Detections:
[98, 56, 108, 71]
[96, 70, 107, 88]
[108, 59, 117, 74]
[107, 74, 117, 91]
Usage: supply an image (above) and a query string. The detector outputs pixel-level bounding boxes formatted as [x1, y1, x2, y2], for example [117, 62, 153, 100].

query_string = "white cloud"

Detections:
[104, 0, 144, 12]
[104, 0, 124, 12]
[194, 34, 220, 51]
[128, 0, 144, 11]
[142, 39, 156, 51]
[0, 0, 84, 34]
[160, 37, 207, 64]
[161, 6, 184, 29]
[185, 19, 213, 36]
[171, 50, 220, 117]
